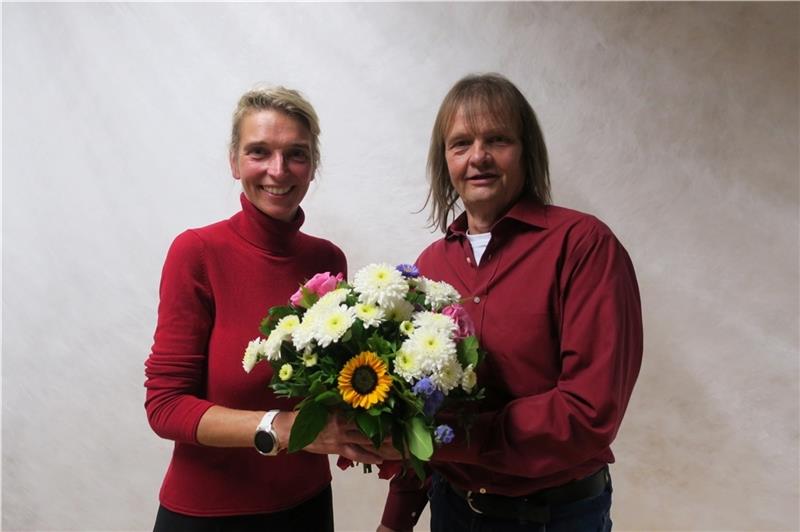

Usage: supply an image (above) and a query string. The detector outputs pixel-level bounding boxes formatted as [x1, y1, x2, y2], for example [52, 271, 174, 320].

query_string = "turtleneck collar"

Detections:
[229, 193, 305, 256]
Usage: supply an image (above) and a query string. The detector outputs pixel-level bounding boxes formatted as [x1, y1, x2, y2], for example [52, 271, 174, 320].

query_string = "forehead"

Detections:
[239, 108, 311, 142]
[444, 98, 520, 137]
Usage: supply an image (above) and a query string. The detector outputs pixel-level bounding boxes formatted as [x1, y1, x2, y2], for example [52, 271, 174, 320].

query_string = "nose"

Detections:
[266, 152, 287, 177]
[468, 141, 491, 167]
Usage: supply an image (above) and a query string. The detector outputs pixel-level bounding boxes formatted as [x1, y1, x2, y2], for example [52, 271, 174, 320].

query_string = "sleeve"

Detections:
[381, 469, 430, 531]
[432, 219, 643, 478]
[144, 230, 216, 443]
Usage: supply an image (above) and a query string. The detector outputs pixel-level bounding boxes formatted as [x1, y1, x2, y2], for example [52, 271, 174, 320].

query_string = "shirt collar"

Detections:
[445, 195, 549, 240]
[229, 193, 304, 255]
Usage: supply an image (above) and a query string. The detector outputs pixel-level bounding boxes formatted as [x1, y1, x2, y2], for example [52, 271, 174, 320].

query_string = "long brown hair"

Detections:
[426, 73, 551, 232]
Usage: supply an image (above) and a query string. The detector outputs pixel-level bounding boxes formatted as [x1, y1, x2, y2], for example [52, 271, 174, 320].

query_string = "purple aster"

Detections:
[412, 377, 436, 397]
[434, 424, 455, 444]
[396, 263, 420, 279]
[423, 389, 445, 417]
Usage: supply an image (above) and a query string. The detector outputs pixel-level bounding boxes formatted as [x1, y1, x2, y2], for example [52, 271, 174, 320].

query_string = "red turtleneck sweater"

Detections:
[145, 194, 347, 516]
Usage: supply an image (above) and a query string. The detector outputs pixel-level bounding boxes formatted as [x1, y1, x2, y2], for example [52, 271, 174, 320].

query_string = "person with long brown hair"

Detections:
[378, 73, 643, 532]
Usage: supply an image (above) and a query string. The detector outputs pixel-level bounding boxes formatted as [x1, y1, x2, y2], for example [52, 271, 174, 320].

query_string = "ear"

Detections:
[229, 150, 241, 181]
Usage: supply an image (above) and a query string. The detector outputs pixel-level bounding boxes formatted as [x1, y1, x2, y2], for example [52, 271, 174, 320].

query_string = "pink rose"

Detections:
[290, 272, 344, 307]
[441, 304, 475, 340]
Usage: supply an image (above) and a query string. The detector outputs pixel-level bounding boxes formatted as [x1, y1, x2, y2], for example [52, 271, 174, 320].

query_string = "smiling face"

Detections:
[229, 109, 314, 222]
[444, 106, 525, 233]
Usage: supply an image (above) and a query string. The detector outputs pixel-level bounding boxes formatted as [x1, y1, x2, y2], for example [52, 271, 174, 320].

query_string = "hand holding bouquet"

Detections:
[243, 263, 484, 478]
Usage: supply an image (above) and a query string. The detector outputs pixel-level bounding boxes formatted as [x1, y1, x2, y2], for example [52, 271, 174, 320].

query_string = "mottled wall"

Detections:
[3, 3, 797, 531]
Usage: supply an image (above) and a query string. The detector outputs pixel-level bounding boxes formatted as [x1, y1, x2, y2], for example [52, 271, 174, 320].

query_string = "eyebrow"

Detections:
[445, 126, 514, 142]
[242, 140, 311, 150]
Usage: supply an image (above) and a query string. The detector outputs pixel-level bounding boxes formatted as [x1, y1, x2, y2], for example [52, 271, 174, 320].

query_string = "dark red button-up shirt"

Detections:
[382, 197, 643, 529]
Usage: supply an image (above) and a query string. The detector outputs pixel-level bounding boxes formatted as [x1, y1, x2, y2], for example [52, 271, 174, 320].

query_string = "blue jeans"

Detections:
[429, 474, 612, 532]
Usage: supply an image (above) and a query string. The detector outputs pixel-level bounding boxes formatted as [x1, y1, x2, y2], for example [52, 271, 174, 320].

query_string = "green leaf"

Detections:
[456, 336, 480, 367]
[288, 401, 328, 453]
[367, 334, 394, 355]
[355, 411, 379, 441]
[308, 378, 325, 396]
[314, 390, 342, 406]
[406, 416, 433, 461]
[407, 454, 427, 483]
[299, 286, 319, 309]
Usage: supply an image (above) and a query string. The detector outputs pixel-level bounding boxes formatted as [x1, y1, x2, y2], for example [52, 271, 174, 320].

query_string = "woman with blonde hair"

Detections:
[145, 85, 378, 531]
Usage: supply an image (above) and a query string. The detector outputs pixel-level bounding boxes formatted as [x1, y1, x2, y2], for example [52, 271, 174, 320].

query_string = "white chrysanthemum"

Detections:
[315, 288, 350, 309]
[385, 299, 415, 322]
[314, 305, 356, 347]
[302, 350, 318, 367]
[418, 277, 461, 310]
[393, 349, 421, 382]
[292, 318, 317, 351]
[353, 263, 408, 308]
[402, 327, 457, 375]
[292, 289, 352, 351]
[412, 311, 457, 336]
[431, 357, 463, 394]
[274, 315, 300, 336]
[355, 302, 385, 328]
[461, 364, 477, 392]
[263, 333, 283, 361]
[242, 338, 264, 373]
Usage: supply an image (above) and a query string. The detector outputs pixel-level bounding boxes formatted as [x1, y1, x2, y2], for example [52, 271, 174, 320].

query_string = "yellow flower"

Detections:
[338, 351, 392, 409]
[302, 351, 318, 367]
[278, 363, 293, 381]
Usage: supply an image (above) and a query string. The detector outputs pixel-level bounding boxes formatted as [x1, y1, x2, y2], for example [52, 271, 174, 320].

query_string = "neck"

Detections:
[465, 206, 503, 234]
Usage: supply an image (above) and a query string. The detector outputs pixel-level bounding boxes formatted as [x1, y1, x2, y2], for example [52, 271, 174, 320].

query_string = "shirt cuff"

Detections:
[381, 474, 429, 530]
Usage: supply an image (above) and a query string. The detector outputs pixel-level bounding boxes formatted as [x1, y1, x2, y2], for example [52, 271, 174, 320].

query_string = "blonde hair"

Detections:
[229, 85, 321, 171]
[426, 73, 551, 232]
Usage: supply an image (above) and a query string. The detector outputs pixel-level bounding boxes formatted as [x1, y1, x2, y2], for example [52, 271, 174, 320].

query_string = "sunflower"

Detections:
[338, 351, 392, 409]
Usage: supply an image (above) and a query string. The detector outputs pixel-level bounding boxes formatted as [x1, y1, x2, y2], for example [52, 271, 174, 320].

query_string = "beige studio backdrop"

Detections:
[2, 2, 798, 531]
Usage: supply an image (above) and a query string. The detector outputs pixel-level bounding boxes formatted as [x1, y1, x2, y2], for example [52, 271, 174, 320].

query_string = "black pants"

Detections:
[153, 485, 334, 532]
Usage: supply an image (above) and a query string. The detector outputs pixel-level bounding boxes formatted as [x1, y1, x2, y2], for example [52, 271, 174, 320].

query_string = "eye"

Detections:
[488, 135, 512, 145]
[448, 139, 471, 152]
[288, 149, 310, 163]
[247, 146, 268, 159]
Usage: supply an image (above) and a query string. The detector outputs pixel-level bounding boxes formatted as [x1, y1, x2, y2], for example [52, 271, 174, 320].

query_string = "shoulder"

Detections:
[416, 236, 449, 268]
[298, 232, 345, 257]
[166, 219, 228, 257]
[543, 205, 618, 248]
[544, 206, 635, 275]
[298, 232, 348, 269]
[544, 205, 610, 232]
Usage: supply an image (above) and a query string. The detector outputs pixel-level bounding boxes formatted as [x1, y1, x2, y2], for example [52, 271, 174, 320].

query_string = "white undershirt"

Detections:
[466, 231, 492, 265]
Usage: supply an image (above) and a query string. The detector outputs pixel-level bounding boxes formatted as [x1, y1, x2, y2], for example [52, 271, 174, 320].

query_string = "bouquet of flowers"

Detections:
[242, 263, 484, 478]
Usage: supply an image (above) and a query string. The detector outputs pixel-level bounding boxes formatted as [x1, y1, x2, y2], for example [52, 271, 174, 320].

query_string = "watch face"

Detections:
[254, 430, 276, 454]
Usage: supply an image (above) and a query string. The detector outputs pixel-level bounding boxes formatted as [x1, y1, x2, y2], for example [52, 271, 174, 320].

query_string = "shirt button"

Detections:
[411, 511, 417, 517]
[466, 257, 472, 264]
[479, 488, 487, 494]
[473, 296, 481, 304]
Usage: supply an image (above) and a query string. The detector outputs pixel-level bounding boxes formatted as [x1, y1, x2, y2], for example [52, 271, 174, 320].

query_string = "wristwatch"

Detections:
[254, 410, 282, 456]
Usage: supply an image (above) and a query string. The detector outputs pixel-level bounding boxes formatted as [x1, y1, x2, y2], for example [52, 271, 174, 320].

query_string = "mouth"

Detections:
[465, 173, 499, 183]
[259, 185, 293, 196]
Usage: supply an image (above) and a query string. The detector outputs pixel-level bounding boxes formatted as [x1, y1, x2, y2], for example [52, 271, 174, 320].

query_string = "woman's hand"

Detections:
[273, 411, 385, 464]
